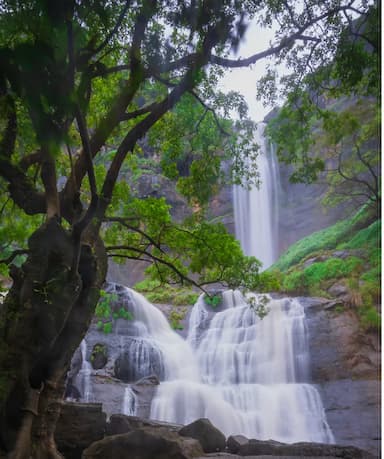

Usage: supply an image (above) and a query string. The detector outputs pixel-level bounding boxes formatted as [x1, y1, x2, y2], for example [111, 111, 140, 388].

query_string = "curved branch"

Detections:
[106, 245, 210, 294]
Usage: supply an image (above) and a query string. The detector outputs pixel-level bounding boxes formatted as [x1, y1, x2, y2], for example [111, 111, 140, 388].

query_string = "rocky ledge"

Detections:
[55, 403, 376, 459]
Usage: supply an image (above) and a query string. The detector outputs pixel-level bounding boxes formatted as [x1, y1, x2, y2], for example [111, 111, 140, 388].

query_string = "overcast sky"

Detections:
[218, 20, 283, 123]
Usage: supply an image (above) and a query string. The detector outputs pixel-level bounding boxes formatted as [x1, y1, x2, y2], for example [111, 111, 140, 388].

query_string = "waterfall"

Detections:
[233, 123, 280, 268]
[77, 339, 93, 402]
[150, 292, 334, 443]
[123, 386, 136, 415]
[83, 284, 333, 443]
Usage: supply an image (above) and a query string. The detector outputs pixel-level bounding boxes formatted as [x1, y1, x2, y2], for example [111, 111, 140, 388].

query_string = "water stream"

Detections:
[233, 123, 280, 269]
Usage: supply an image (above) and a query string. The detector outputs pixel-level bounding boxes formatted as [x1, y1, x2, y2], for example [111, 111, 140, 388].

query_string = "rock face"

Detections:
[302, 297, 380, 456]
[179, 418, 226, 453]
[82, 426, 204, 459]
[55, 402, 106, 459]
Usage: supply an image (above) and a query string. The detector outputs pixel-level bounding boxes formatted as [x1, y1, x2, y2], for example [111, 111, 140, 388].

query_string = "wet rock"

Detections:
[226, 435, 250, 453]
[131, 375, 160, 418]
[179, 418, 226, 453]
[55, 402, 106, 459]
[82, 426, 204, 459]
[114, 339, 165, 382]
[106, 414, 182, 436]
[224, 437, 374, 458]
[90, 343, 108, 369]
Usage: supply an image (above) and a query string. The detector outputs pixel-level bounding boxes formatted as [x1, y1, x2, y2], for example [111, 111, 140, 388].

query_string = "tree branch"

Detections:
[190, 90, 231, 136]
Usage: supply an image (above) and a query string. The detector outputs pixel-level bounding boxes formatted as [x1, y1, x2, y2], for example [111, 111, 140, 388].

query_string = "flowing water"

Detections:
[233, 123, 280, 269]
[76, 339, 93, 402]
[150, 290, 334, 443]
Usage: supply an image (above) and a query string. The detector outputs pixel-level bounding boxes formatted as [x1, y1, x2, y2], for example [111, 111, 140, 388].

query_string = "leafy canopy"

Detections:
[0, 0, 374, 293]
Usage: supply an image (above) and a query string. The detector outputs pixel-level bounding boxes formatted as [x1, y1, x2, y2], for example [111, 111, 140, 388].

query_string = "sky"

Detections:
[218, 19, 287, 123]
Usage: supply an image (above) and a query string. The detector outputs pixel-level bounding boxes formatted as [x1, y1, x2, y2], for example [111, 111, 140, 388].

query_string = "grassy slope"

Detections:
[270, 206, 380, 330]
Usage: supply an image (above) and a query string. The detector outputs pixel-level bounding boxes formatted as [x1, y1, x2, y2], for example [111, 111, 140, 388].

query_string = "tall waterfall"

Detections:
[233, 123, 279, 268]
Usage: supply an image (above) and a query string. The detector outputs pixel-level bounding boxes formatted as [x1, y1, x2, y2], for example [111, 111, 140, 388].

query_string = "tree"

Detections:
[0, 1, 373, 456]
[266, 1, 380, 215]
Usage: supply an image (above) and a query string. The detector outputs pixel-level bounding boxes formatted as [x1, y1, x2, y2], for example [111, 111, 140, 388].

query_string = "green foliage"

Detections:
[248, 294, 270, 320]
[204, 294, 222, 309]
[95, 290, 133, 334]
[272, 206, 374, 272]
[168, 308, 187, 330]
[134, 279, 198, 306]
[265, 3, 379, 210]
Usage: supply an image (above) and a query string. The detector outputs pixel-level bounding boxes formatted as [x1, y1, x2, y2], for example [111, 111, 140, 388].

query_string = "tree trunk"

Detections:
[0, 218, 107, 457]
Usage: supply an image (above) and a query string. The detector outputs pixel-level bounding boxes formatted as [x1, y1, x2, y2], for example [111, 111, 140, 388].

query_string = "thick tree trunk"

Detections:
[0, 218, 107, 457]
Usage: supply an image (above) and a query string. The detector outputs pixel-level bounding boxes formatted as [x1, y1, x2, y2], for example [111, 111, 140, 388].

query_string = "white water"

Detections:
[233, 123, 280, 269]
[150, 292, 334, 443]
[77, 339, 93, 402]
[123, 386, 136, 415]
[101, 286, 333, 443]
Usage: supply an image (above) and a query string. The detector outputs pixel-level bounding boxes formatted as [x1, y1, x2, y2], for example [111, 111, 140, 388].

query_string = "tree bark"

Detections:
[0, 218, 107, 457]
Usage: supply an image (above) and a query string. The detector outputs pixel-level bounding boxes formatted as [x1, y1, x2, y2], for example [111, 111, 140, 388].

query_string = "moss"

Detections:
[134, 279, 198, 305]
[168, 307, 187, 330]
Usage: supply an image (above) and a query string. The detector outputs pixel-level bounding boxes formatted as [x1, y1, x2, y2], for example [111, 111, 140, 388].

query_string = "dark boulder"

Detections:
[226, 436, 375, 458]
[179, 418, 226, 453]
[82, 426, 204, 459]
[106, 414, 182, 436]
[55, 402, 106, 459]
[90, 343, 108, 369]
[114, 338, 165, 382]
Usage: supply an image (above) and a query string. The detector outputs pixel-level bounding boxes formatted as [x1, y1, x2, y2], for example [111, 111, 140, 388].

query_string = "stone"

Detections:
[328, 281, 349, 297]
[106, 414, 182, 436]
[114, 339, 165, 382]
[55, 402, 106, 459]
[226, 435, 252, 453]
[90, 343, 108, 369]
[228, 438, 375, 458]
[82, 426, 204, 459]
[179, 418, 226, 453]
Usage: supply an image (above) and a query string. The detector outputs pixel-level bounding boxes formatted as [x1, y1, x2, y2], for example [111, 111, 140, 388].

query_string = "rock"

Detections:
[226, 438, 374, 458]
[90, 343, 108, 369]
[114, 339, 165, 382]
[106, 414, 182, 436]
[55, 402, 106, 459]
[179, 418, 226, 453]
[328, 281, 349, 297]
[131, 375, 160, 418]
[82, 426, 204, 459]
[226, 435, 252, 453]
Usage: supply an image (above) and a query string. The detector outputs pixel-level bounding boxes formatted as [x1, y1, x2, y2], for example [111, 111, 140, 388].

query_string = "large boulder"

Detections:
[179, 418, 226, 453]
[55, 402, 106, 459]
[82, 426, 204, 459]
[106, 414, 182, 436]
[226, 436, 375, 458]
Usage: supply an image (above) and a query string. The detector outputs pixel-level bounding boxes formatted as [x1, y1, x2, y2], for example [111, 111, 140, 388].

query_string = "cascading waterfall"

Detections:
[150, 291, 334, 443]
[233, 123, 280, 269]
[98, 285, 333, 443]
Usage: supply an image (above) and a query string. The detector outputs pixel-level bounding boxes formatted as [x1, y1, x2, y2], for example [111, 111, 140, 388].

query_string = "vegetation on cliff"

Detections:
[271, 205, 380, 330]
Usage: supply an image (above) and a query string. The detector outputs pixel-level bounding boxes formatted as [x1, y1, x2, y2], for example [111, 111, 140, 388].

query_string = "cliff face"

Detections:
[276, 166, 348, 255]
[302, 297, 380, 456]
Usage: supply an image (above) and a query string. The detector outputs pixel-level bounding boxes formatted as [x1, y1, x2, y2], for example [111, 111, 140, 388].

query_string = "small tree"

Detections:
[0, 1, 372, 456]
[266, 1, 380, 215]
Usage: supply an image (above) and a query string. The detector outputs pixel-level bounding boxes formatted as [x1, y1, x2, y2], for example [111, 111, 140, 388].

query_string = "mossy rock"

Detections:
[90, 343, 108, 370]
